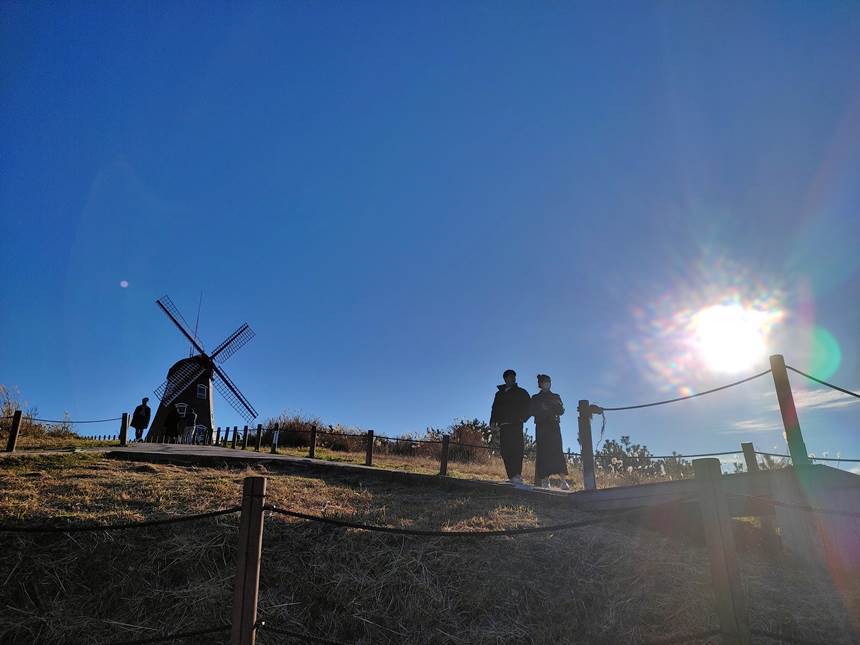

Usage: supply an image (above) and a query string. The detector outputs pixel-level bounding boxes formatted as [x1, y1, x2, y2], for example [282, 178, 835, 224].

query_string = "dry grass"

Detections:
[1, 454, 857, 644]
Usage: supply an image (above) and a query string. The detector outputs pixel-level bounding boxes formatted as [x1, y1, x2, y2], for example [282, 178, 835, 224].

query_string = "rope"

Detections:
[0, 507, 241, 533]
[257, 622, 351, 644]
[755, 451, 860, 463]
[749, 628, 830, 645]
[104, 624, 231, 644]
[265, 497, 693, 538]
[731, 494, 860, 519]
[785, 366, 860, 399]
[595, 451, 742, 461]
[597, 369, 772, 411]
[373, 434, 443, 445]
[29, 416, 123, 424]
[640, 627, 722, 644]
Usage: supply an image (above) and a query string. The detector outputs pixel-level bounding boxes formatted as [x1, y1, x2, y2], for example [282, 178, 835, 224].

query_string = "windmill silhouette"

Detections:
[145, 295, 257, 442]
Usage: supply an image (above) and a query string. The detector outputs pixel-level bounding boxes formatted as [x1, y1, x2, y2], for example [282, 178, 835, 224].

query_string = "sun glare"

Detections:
[692, 304, 775, 373]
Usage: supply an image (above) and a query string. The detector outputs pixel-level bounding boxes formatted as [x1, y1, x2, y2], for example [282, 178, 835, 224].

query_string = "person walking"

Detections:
[490, 369, 531, 488]
[130, 397, 151, 442]
[531, 374, 570, 490]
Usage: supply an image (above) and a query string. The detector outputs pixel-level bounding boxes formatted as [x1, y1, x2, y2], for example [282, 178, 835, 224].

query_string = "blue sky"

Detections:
[2, 3, 859, 463]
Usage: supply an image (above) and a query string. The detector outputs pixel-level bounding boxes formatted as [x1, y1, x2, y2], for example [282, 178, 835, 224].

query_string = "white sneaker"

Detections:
[540, 478, 550, 488]
[559, 479, 571, 491]
[509, 475, 523, 484]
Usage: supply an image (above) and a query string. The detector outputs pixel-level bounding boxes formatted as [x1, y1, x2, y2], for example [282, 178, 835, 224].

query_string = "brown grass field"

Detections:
[0, 452, 858, 644]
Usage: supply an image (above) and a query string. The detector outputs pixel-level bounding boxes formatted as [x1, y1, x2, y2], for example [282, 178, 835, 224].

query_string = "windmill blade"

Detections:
[212, 364, 257, 423]
[154, 363, 207, 406]
[210, 323, 255, 364]
[156, 295, 207, 355]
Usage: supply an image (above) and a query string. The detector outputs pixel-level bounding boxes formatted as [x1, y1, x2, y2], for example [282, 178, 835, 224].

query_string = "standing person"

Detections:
[130, 397, 151, 442]
[163, 404, 181, 443]
[531, 374, 570, 490]
[490, 369, 532, 488]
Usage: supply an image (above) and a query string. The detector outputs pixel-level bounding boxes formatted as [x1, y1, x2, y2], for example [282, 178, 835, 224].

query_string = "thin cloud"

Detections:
[722, 418, 783, 434]
[762, 388, 860, 412]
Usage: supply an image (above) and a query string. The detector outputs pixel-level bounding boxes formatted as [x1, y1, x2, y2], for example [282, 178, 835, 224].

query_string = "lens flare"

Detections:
[808, 326, 841, 379]
[624, 257, 785, 393]
[692, 304, 778, 373]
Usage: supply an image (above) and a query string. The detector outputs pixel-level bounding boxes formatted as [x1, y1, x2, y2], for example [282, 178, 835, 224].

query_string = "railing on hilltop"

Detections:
[2, 463, 854, 644]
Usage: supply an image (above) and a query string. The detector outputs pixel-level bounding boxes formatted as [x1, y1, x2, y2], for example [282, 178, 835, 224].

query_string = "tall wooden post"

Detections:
[769, 355, 810, 466]
[270, 424, 280, 454]
[365, 430, 374, 466]
[5, 410, 22, 453]
[215, 427, 222, 446]
[119, 412, 129, 447]
[577, 400, 597, 491]
[254, 424, 263, 452]
[740, 442, 780, 555]
[231, 426, 238, 449]
[694, 459, 751, 644]
[231, 476, 267, 645]
[242, 425, 250, 450]
[309, 426, 317, 458]
[440, 435, 450, 476]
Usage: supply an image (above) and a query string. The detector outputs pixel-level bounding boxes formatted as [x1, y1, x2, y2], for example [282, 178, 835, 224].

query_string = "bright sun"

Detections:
[691, 304, 776, 373]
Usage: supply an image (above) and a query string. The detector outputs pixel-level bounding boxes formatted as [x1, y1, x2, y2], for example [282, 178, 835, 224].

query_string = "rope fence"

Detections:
[786, 366, 860, 399]
[0, 507, 241, 533]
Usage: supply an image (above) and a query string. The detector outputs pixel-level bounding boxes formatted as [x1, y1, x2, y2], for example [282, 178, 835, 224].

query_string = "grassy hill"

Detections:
[1, 452, 857, 644]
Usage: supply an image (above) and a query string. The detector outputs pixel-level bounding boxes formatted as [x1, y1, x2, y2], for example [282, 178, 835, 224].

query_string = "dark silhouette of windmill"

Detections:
[145, 295, 257, 442]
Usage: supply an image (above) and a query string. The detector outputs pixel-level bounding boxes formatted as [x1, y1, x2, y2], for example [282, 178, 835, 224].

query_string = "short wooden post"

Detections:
[694, 458, 751, 644]
[577, 400, 597, 491]
[230, 476, 267, 645]
[231, 426, 238, 449]
[769, 354, 810, 466]
[440, 435, 450, 476]
[5, 410, 22, 452]
[215, 427, 222, 446]
[741, 442, 758, 472]
[119, 413, 129, 447]
[254, 424, 263, 452]
[241, 425, 249, 450]
[309, 426, 317, 458]
[270, 424, 280, 454]
[365, 430, 374, 466]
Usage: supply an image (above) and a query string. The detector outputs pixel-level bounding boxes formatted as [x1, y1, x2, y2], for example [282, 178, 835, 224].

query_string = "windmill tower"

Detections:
[146, 295, 257, 442]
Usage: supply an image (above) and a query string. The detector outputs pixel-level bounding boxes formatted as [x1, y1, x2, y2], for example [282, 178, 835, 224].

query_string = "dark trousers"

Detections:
[133, 427, 144, 441]
[499, 423, 524, 479]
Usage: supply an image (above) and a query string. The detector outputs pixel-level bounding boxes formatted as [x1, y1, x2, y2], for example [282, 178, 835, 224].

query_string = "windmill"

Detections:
[145, 295, 257, 442]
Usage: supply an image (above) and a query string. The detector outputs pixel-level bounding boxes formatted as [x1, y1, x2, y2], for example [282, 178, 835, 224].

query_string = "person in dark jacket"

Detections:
[490, 369, 532, 487]
[531, 374, 570, 490]
[130, 397, 151, 442]
[163, 404, 181, 443]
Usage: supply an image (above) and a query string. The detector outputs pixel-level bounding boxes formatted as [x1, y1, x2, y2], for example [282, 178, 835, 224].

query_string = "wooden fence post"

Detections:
[741, 442, 757, 472]
[5, 410, 22, 452]
[694, 458, 751, 644]
[270, 423, 280, 454]
[231, 426, 238, 449]
[440, 435, 450, 476]
[769, 354, 810, 466]
[119, 413, 129, 447]
[365, 430, 374, 466]
[309, 426, 317, 458]
[216, 427, 222, 446]
[577, 400, 597, 491]
[255, 424, 263, 452]
[242, 425, 250, 450]
[231, 476, 267, 645]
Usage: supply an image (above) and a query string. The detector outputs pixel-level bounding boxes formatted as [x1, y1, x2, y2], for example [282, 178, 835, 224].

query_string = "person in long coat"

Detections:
[130, 397, 151, 442]
[531, 374, 570, 489]
[490, 369, 532, 487]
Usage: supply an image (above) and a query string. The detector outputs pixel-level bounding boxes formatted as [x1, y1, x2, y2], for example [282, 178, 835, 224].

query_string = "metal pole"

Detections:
[769, 355, 810, 466]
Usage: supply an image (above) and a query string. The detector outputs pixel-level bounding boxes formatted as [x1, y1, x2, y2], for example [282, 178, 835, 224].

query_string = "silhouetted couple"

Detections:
[489, 370, 569, 490]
